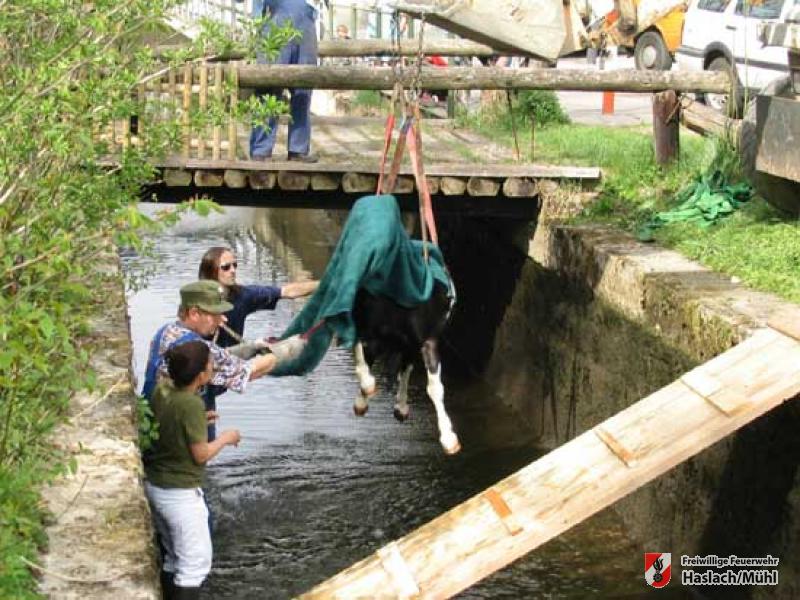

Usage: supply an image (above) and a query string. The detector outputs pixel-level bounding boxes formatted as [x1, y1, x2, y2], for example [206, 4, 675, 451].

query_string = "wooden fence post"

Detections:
[653, 90, 680, 165]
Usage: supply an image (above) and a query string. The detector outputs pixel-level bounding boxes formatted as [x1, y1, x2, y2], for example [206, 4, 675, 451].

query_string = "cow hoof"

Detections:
[393, 406, 409, 422]
[353, 399, 369, 416]
[441, 434, 461, 455]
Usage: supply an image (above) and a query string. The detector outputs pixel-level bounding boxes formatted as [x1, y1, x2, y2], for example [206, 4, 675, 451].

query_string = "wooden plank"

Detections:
[248, 171, 276, 190]
[342, 172, 377, 194]
[198, 63, 208, 159]
[182, 64, 192, 158]
[426, 176, 440, 195]
[767, 310, 800, 342]
[502, 177, 537, 197]
[393, 175, 415, 195]
[163, 168, 192, 187]
[311, 173, 341, 191]
[223, 169, 248, 188]
[154, 157, 602, 181]
[439, 177, 467, 196]
[277, 171, 310, 191]
[467, 177, 501, 197]
[228, 65, 238, 160]
[300, 329, 800, 599]
[212, 63, 223, 161]
[233, 65, 732, 94]
[194, 170, 223, 187]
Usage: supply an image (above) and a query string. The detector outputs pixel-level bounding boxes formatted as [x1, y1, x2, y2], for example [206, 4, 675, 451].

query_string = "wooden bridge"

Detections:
[144, 113, 599, 216]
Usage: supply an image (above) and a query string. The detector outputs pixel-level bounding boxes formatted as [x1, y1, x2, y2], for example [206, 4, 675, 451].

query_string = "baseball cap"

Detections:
[180, 280, 233, 314]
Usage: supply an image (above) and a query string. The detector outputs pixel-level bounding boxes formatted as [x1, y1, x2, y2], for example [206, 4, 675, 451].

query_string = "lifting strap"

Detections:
[376, 100, 439, 258]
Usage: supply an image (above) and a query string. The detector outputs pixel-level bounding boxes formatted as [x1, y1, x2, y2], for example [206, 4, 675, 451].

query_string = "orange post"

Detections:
[602, 90, 615, 115]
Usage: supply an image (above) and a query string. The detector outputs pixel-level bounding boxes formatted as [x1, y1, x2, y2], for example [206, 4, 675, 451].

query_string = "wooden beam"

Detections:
[232, 65, 731, 93]
[681, 101, 741, 141]
[155, 158, 602, 181]
[652, 90, 680, 165]
[154, 39, 500, 61]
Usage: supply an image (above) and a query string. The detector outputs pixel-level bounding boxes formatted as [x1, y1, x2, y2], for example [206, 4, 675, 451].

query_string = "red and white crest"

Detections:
[645, 552, 671, 588]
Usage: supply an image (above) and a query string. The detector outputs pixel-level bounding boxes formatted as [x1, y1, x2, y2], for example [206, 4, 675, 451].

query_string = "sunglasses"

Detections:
[219, 261, 238, 272]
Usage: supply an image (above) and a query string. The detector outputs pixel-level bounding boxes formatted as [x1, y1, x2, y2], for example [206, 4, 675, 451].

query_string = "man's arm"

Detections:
[280, 280, 319, 299]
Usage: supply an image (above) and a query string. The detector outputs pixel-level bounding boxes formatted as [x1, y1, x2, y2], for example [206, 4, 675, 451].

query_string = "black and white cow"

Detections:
[350, 279, 460, 455]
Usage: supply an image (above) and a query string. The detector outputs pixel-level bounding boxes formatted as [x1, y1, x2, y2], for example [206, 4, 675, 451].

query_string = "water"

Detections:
[124, 204, 665, 599]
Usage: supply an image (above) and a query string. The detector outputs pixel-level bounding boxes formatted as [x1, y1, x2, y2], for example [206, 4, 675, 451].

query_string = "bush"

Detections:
[0, 2, 290, 596]
[514, 90, 570, 126]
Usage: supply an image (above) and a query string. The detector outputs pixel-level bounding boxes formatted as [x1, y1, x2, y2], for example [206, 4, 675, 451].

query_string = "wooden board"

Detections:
[299, 327, 800, 599]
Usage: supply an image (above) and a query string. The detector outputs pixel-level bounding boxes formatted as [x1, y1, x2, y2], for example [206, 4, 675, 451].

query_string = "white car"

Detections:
[676, 0, 797, 115]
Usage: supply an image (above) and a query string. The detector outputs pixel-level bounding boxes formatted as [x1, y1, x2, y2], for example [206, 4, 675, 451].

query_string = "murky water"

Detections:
[124, 204, 672, 599]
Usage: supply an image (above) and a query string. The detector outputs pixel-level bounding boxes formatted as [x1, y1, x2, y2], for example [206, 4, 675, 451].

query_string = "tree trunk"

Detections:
[231, 65, 731, 94]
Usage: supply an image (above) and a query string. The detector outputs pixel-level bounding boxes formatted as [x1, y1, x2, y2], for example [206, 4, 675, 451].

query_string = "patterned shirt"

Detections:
[155, 321, 252, 393]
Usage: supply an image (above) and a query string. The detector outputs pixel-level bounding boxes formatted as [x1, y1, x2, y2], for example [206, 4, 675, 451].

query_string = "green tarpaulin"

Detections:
[272, 194, 452, 376]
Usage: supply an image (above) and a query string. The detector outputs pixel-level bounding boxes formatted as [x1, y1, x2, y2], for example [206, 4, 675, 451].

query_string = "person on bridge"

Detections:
[250, 0, 320, 163]
[141, 280, 307, 406]
[197, 246, 319, 440]
[143, 340, 240, 600]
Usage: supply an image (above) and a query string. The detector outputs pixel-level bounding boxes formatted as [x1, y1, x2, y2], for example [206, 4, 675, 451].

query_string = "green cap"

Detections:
[180, 280, 233, 314]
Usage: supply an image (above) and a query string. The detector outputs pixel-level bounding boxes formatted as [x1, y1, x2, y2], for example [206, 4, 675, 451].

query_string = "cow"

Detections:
[272, 194, 459, 454]
[350, 279, 461, 455]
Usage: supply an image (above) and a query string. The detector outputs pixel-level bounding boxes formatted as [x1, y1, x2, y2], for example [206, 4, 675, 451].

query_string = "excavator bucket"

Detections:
[390, 0, 586, 62]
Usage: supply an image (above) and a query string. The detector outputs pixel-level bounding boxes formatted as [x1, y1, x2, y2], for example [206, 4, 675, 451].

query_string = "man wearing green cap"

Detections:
[141, 280, 305, 402]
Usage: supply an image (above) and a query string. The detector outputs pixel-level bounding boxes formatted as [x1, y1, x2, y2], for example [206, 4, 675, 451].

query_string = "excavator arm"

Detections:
[389, 0, 587, 62]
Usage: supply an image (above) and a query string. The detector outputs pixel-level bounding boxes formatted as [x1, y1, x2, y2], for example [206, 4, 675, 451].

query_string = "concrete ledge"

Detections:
[37, 250, 158, 599]
[533, 221, 800, 361]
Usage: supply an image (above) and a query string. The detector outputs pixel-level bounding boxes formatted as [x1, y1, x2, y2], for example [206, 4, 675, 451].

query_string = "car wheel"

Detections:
[634, 31, 673, 71]
[703, 56, 745, 117]
[739, 76, 800, 216]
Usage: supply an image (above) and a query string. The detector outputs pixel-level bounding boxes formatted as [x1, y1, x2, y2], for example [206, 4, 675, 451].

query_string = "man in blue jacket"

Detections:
[250, 0, 320, 162]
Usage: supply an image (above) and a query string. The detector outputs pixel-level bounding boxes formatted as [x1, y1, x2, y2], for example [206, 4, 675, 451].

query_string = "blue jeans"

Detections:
[250, 8, 318, 158]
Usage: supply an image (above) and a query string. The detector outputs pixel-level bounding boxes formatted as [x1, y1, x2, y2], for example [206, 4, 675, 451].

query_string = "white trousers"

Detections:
[144, 481, 212, 588]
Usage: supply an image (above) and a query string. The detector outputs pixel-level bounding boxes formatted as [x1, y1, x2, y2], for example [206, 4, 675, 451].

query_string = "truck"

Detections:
[738, 5, 800, 215]
[390, 0, 686, 69]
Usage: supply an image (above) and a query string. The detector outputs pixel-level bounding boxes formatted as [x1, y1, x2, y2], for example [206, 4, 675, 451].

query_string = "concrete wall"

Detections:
[38, 248, 159, 599]
[486, 206, 800, 598]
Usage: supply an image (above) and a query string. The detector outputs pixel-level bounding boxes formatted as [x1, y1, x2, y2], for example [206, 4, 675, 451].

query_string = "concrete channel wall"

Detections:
[37, 249, 159, 599]
[493, 198, 800, 598]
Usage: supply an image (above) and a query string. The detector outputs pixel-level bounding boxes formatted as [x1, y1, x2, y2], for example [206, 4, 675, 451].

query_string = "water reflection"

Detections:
[124, 204, 650, 599]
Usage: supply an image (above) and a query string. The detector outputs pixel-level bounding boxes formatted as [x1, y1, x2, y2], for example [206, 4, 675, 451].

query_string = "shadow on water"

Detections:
[123, 204, 656, 599]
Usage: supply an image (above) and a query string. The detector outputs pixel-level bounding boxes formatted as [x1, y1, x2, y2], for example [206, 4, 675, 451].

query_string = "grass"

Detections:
[459, 98, 800, 304]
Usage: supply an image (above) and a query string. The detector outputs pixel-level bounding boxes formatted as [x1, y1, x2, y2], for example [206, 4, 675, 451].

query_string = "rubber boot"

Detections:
[159, 570, 176, 600]
[172, 586, 201, 600]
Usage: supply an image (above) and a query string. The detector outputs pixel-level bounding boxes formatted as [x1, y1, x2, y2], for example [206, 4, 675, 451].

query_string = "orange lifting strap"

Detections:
[376, 85, 439, 255]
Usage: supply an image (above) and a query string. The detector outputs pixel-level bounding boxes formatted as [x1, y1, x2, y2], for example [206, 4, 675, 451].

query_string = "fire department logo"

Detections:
[645, 552, 671, 588]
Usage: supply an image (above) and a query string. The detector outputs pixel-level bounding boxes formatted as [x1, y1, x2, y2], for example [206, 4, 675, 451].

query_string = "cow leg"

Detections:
[393, 363, 413, 422]
[353, 341, 376, 416]
[421, 340, 460, 455]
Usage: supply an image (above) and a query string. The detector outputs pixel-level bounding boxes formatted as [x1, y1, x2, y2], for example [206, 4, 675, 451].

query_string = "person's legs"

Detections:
[146, 485, 212, 594]
[287, 14, 318, 159]
[287, 88, 312, 156]
[249, 25, 296, 160]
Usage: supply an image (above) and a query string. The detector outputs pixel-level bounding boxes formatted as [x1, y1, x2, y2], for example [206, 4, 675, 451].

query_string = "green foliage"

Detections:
[137, 397, 160, 452]
[0, 1, 293, 596]
[456, 89, 570, 132]
[514, 90, 570, 126]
